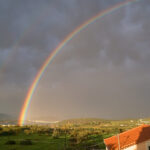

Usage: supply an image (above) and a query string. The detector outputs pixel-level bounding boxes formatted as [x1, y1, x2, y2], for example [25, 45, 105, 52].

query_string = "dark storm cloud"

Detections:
[0, 0, 150, 119]
[28, 0, 150, 120]
[0, 0, 121, 116]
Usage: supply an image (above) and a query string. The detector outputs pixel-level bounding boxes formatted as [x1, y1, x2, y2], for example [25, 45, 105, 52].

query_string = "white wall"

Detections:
[123, 144, 137, 150]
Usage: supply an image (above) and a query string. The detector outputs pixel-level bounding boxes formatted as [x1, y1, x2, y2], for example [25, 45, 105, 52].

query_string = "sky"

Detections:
[0, 0, 150, 121]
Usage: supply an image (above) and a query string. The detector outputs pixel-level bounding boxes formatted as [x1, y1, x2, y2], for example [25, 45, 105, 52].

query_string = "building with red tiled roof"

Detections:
[104, 124, 150, 150]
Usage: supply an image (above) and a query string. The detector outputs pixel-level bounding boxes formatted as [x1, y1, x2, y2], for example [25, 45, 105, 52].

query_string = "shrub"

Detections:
[20, 139, 32, 145]
[0, 130, 16, 136]
[24, 129, 31, 135]
[0, 127, 3, 131]
[5, 140, 16, 145]
[52, 129, 60, 139]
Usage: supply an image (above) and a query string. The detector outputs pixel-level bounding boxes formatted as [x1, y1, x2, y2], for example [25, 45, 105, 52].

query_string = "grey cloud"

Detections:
[0, 0, 150, 120]
[28, 0, 150, 120]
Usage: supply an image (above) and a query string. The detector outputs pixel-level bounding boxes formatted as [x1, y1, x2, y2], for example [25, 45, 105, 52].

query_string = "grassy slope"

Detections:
[0, 134, 66, 150]
[0, 117, 150, 150]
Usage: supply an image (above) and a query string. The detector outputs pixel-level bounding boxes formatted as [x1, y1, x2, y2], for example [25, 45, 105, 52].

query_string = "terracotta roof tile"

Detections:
[104, 124, 150, 150]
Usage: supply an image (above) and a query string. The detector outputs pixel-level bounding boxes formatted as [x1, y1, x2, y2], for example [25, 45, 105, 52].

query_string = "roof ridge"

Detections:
[119, 124, 149, 136]
[104, 124, 150, 150]
[104, 124, 150, 141]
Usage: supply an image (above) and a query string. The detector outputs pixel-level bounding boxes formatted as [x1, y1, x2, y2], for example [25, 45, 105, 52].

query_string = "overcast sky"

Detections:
[0, 0, 150, 121]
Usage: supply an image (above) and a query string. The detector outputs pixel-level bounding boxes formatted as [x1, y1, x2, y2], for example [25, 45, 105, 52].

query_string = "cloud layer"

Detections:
[0, 0, 150, 120]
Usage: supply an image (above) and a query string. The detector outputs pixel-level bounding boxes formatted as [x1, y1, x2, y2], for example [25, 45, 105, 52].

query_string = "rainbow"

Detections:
[18, 0, 138, 125]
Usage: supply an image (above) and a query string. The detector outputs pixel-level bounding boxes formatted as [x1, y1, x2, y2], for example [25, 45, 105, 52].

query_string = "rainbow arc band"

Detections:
[18, 0, 138, 126]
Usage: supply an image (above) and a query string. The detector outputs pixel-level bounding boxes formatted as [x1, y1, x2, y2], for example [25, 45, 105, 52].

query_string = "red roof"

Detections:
[104, 124, 150, 150]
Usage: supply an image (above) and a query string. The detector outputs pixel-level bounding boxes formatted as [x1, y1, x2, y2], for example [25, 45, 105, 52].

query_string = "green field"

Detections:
[0, 118, 149, 150]
[0, 133, 67, 150]
[0, 126, 106, 150]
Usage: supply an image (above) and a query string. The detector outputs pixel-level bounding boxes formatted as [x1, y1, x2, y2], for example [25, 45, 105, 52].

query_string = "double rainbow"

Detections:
[18, 0, 138, 126]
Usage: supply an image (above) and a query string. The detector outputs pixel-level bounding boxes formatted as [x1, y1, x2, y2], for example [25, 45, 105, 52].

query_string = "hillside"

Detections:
[55, 118, 150, 131]
[58, 118, 110, 125]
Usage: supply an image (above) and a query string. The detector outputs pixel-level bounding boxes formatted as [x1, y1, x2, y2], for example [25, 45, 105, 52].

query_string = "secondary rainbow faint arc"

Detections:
[18, 0, 138, 126]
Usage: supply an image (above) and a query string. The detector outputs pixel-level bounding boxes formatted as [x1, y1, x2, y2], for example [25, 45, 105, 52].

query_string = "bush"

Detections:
[0, 130, 16, 136]
[0, 127, 3, 131]
[5, 140, 16, 145]
[52, 129, 60, 139]
[24, 129, 31, 135]
[20, 139, 32, 145]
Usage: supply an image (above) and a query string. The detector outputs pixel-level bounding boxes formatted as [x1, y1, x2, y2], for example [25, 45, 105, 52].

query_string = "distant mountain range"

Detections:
[58, 118, 108, 125]
[27, 116, 61, 122]
[25, 117, 150, 126]
[0, 113, 150, 127]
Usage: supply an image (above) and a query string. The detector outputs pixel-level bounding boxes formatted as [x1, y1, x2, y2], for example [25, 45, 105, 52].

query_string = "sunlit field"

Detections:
[0, 118, 148, 150]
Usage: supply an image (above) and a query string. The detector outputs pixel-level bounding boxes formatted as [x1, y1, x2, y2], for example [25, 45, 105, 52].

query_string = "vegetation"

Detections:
[0, 118, 149, 150]
[5, 140, 16, 145]
[20, 139, 33, 145]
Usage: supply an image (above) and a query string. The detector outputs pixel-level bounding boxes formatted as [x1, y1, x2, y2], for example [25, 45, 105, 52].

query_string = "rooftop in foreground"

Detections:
[104, 124, 150, 149]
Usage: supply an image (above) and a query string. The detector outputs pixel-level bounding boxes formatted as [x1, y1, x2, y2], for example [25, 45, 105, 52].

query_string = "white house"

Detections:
[104, 124, 150, 150]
